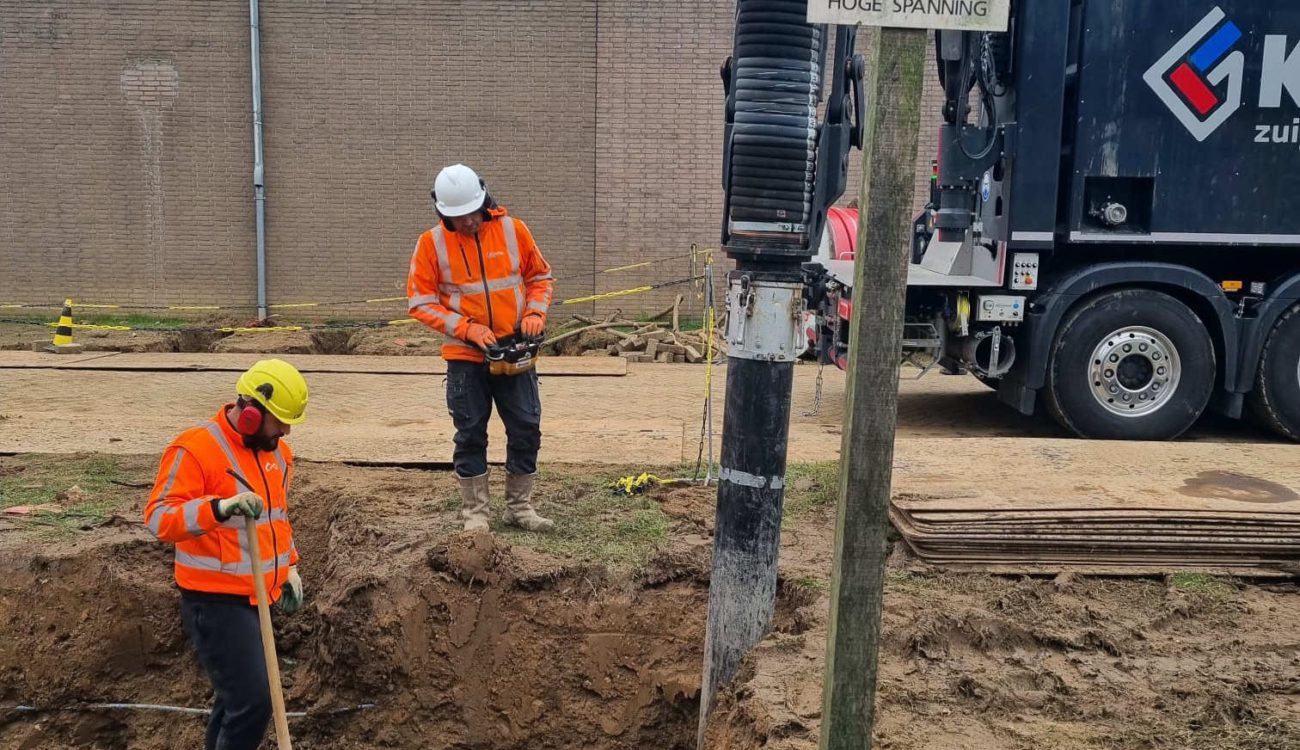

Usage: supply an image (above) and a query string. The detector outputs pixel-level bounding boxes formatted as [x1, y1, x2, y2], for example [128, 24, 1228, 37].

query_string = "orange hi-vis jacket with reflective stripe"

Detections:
[144, 406, 299, 605]
[407, 207, 555, 363]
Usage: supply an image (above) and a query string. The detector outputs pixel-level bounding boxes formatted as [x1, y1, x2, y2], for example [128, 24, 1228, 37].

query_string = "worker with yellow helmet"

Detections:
[143, 358, 310, 750]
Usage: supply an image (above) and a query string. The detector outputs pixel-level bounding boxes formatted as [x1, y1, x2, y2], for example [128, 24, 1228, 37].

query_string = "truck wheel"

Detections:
[1045, 290, 1215, 440]
[1249, 305, 1300, 442]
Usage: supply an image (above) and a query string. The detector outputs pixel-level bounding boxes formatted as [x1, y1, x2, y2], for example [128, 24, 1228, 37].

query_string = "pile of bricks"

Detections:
[605, 324, 718, 364]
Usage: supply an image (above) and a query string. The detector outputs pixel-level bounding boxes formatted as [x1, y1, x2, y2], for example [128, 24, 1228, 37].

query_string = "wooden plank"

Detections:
[893, 492, 1300, 517]
[0, 351, 628, 377]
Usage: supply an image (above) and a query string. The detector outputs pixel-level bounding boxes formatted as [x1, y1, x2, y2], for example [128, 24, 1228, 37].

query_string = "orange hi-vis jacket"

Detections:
[144, 406, 299, 605]
[407, 207, 555, 363]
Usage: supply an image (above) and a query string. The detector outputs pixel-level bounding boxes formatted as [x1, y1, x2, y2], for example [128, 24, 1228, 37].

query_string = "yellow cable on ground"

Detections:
[609, 473, 693, 496]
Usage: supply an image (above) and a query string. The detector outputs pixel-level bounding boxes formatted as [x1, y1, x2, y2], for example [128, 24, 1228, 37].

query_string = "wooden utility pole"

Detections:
[819, 26, 929, 750]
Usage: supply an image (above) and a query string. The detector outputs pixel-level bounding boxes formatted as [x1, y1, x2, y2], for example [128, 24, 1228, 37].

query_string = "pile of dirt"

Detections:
[702, 521, 1300, 750]
[0, 461, 719, 749]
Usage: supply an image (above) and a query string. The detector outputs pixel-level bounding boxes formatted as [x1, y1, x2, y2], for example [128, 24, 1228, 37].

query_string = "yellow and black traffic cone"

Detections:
[42, 299, 84, 354]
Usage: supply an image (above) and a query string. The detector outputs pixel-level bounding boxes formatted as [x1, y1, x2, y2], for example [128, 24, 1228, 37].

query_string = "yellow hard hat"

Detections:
[236, 359, 309, 425]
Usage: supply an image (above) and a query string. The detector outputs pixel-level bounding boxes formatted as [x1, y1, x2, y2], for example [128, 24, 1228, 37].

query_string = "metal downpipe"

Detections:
[250, 0, 267, 320]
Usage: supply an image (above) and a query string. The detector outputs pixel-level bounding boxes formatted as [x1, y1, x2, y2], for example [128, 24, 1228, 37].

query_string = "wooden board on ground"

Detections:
[0, 351, 627, 377]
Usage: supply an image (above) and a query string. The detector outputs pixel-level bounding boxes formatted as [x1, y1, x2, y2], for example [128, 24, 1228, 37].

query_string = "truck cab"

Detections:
[809, 1, 1300, 441]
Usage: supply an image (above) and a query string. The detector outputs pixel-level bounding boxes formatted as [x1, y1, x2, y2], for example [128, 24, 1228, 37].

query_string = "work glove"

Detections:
[465, 323, 498, 351]
[216, 492, 263, 520]
[520, 315, 545, 338]
[279, 566, 304, 614]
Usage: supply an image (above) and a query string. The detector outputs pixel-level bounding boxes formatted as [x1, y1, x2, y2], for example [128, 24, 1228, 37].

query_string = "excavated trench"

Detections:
[0, 482, 809, 750]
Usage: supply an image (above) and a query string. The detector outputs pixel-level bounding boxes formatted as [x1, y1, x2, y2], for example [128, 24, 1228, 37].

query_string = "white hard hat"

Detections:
[433, 164, 487, 217]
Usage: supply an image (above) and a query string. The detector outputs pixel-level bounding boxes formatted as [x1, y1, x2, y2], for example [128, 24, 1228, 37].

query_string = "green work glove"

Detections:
[216, 491, 263, 520]
[279, 566, 304, 614]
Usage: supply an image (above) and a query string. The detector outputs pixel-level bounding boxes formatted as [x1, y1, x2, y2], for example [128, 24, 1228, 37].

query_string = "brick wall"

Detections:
[0, 2, 253, 308]
[0, 1, 946, 319]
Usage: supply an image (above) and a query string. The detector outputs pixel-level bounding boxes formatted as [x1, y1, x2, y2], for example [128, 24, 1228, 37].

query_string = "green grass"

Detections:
[0, 455, 126, 535]
[1170, 572, 1237, 600]
[76, 313, 193, 329]
[790, 575, 831, 594]
[493, 467, 672, 573]
[783, 462, 840, 521]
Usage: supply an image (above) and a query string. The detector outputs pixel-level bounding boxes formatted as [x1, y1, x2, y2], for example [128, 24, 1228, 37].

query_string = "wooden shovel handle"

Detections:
[245, 516, 293, 750]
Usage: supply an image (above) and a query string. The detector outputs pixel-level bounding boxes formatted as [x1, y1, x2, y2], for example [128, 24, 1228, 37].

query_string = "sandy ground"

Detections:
[2, 353, 1298, 749]
[0, 354, 1281, 465]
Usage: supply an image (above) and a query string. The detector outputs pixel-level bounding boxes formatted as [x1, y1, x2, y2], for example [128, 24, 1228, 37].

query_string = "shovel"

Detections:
[245, 516, 293, 750]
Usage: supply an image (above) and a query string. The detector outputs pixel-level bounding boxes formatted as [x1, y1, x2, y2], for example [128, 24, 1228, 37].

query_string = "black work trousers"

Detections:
[446, 359, 542, 478]
[180, 592, 272, 750]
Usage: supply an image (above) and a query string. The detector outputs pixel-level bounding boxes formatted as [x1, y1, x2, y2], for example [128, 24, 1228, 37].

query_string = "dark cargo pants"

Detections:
[446, 359, 542, 477]
[180, 592, 272, 750]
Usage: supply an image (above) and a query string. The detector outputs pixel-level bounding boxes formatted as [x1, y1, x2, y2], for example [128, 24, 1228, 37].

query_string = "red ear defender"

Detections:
[235, 398, 264, 435]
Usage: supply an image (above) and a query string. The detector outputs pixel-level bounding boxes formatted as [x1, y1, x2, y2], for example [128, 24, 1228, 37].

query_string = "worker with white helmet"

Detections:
[408, 164, 557, 533]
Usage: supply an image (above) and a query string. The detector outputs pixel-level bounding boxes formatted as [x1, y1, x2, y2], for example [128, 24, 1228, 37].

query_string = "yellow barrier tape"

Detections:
[168, 305, 221, 311]
[560, 286, 655, 306]
[216, 326, 305, 333]
[386, 318, 419, 326]
[599, 260, 654, 274]
[268, 303, 319, 310]
[367, 296, 406, 304]
[47, 322, 133, 331]
[73, 304, 122, 310]
[0, 305, 22, 309]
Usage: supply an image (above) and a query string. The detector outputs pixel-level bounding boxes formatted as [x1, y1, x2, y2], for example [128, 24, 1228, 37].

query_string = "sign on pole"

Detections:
[807, 0, 1010, 31]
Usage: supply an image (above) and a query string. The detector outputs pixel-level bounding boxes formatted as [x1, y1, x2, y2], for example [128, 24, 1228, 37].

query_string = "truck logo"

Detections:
[1144, 7, 1245, 142]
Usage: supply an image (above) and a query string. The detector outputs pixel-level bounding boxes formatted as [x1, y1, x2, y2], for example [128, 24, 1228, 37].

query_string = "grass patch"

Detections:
[885, 569, 940, 594]
[1170, 572, 1236, 600]
[76, 313, 193, 330]
[0, 455, 128, 536]
[783, 462, 839, 521]
[497, 467, 672, 573]
[790, 575, 830, 594]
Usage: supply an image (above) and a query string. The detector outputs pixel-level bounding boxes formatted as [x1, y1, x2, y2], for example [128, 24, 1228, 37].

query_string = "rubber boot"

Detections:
[458, 471, 491, 532]
[503, 473, 554, 532]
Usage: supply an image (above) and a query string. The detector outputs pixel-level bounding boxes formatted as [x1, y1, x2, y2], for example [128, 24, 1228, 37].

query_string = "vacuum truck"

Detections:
[804, 1, 1300, 441]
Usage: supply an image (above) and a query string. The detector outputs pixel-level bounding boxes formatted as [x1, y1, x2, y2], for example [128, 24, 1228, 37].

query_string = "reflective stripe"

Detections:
[408, 293, 442, 307]
[527, 300, 549, 313]
[147, 449, 188, 534]
[418, 304, 463, 334]
[432, 227, 461, 311]
[175, 549, 224, 572]
[182, 498, 207, 537]
[272, 447, 286, 484]
[176, 549, 294, 576]
[526, 272, 554, 282]
[148, 509, 173, 536]
[439, 275, 522, 296]
[513, 286, 524, 324]
[431, 226, 455, 280]
[202, 423, 253, 491]
[502, 217, 521, 275]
